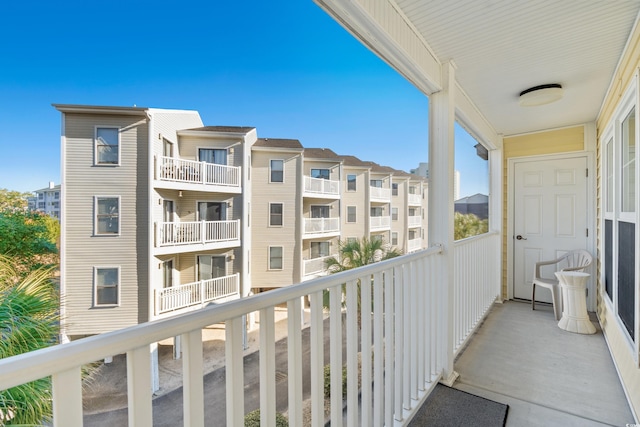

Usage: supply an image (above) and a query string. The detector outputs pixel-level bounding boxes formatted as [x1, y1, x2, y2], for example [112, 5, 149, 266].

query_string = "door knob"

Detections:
[516, 235, 527, 240]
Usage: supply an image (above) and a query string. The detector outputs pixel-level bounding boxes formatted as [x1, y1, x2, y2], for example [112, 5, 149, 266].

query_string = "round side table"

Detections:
[554, 271, 595, 334]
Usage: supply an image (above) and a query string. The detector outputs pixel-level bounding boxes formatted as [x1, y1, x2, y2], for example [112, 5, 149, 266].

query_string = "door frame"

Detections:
[507, 150, 596, 309]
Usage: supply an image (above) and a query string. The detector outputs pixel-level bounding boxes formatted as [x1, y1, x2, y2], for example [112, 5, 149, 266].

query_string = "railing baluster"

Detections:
[287, 298, 303, 426]
[385, 268, 396, 425]
[259, 307, 276, 427]
[52, 366, 83, 427]
[182, 329, 204, 427]
[127, 345, 153, 427]
[394, 265, 404, 420]
[373, 270, 384, 427]
[310, 291, 324, 427]
[360, 274, 373, 427]
[329, 285, 343, 427]
[226, 316, 244, 426]
[346, 279, 358, 426]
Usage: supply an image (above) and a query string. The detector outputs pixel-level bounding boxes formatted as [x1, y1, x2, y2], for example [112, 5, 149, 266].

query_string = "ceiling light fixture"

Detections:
[519, 84, 564, 107]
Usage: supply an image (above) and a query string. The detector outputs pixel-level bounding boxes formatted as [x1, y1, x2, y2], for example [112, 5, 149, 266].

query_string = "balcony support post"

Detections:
[428, 60, 459, 386]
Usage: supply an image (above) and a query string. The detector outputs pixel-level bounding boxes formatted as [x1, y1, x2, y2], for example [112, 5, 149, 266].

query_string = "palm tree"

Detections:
[0, 255, 59, 425]
[325, 237, 402, 273]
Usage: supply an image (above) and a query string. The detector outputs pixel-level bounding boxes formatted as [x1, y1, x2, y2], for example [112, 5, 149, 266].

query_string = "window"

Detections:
[270, 203, 283, 226]
[409, 230, 417, 240]
[199, 148, 227, 165]
[370, 179, 383, 188]
[347, 206, 356, 223]
[391, 232, 398, 246]
[52, 202, 59, 209]
[621, 108, 636, 213]
[409, 186, 416, 194]
[311, 242, 330, 258]
[371, 206, 383, 217]
[347, 174, 356, 191]
[311, 205, 330, 218]
[162, 260, 174, 288]
[392, 183, 398, 196]
[392, 207, 398, 221]
[311, 169, 330, 180]
[38, 202, 45, 209]
[95, 197, 119, 235]
[94, 267, 119, 306]
[197, 255, 226, 280]
[95, 127, 119, 165]
[346, 237, 357, 244]
[269, 246, 283, 270]
[270, 159, 284, 183]
[409, 208, 417, 217]
[38, 193, 43, 200]
[163, 138, 174, 157]
[54, 192, 59, 199]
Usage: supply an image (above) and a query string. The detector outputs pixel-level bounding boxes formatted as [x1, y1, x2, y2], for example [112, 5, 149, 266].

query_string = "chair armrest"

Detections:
[534, 257, 563, 279]
[562, 265, 587, 272]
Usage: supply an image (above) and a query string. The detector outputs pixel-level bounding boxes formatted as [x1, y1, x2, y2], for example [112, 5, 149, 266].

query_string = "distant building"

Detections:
[32, 182, 61, 219]
[410, 162, 460, 200]
[454, 193, 488, 220]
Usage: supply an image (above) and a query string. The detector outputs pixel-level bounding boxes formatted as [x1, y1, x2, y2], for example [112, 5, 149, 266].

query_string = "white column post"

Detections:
[489, 142, 504, 302]
[428, 60, 459, 386]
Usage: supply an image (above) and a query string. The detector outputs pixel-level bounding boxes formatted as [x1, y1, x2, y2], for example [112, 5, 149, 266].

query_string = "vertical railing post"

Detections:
[201, 220, 206, 244]
[200, 161, 206, 184]
[429, 60, 459, 386]
[52, 367, 83, 427]
[226, 317, 244, 426]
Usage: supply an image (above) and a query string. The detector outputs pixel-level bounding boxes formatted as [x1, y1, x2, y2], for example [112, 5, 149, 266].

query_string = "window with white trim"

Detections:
[392, 207, 398, 221]
[391, 232, 398, 246]
[94, 267, 119, 306]
[95, 127, 120, 165]
[95, 197, 120, 235]
[270, 159, 284, 183]
[346, 206, 356, 223]
[269, 203, 283, 226]
[347, 174, 356, 191]
[269, 246, 283, 270]
[310, 241, 330, 258]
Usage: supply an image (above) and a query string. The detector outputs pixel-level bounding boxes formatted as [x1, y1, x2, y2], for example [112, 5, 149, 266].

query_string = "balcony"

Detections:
[370, 215, 391, 231]
[303, 217, 340, 239]
[407, 237, 422, 252]
[0, 232, 631, 426]
[302, 254, 336, 278]
[155, 273, 240, 316]
[155, 156, 241, 193]
[154, 220, 240, 255]
[408, 193, 422, 205]
[303, 176, 340, 198]
[370, 185, 391, 202]
[408, 214, 421, 228]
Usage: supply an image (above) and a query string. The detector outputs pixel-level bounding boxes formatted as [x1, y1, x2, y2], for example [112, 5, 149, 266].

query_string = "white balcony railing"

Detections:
[408, 193, 422, 205]
[304, 217, 340, 234]
[370, 185, 391, 201]
[156, 273, 240, 315]
[0, 239, 500, 427]
[370, 215, 391, 230]
[303, 176, 340, 196]
[157, 156, 241, 188]
[408, 215, 422, 228]
[407, 238, 422, 252]
[303, 254, 336, 277]
[156, 220, 240, 247]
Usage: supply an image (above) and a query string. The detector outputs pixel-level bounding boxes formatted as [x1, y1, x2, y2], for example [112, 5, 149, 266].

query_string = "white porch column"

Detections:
[428, 61, 459, 386]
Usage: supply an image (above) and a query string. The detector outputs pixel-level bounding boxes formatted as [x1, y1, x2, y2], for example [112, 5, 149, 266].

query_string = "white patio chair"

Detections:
[532, 249, 592, 320]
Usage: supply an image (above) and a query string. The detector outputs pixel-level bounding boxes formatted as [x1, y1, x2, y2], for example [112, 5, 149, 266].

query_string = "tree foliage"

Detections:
[324, 237, 401, 273]
[0, 256, 59, 425]
[0, 189, 31, 212]
[0, 210, 59, 271]
[454, 212, 488, 241]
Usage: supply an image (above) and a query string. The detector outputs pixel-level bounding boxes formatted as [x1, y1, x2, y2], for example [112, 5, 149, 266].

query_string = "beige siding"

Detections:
[303, 160, 340, 180]
[391, 178, 408, 251]
[150, 109, 203, 148]
[341, 167, 368, 239]
[250, 150, 302, 288]
[63, 113, 149, 336]
[178, 134, 243, 165]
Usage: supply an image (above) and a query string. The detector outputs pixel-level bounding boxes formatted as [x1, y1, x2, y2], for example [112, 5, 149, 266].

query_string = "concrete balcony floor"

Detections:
[452, 300, 633, 426]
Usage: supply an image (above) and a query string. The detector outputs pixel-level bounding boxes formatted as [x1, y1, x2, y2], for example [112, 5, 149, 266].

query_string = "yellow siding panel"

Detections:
[503, 126, 584, 158]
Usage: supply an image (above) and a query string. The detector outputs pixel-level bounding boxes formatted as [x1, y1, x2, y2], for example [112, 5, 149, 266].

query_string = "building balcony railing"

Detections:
[0, 233, 500, 426]
[408, 215, 422, 228]
[370, 215, 391, 230]
[155, 156, 241, 191]
[303, 254, 336, 277]
[155, 220, 240, 249]
[407, 237, 422, 252]
[303, 176, 340, 198]
[304, 217, 340, 235]
[370, 186, 391, 202]
[155, 273, 240, 315]
[408, 193, 422, 205]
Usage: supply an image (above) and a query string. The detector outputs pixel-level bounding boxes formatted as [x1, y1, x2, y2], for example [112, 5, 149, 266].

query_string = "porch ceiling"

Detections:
[322, 0, 640, 137]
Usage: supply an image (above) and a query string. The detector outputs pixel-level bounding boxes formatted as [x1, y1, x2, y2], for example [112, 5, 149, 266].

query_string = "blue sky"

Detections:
[0, 0, 486, 198]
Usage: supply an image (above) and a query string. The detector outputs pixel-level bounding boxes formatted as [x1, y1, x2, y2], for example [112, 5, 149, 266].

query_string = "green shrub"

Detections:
[323, 363, 347, 399]
[244, 409, 288, 427]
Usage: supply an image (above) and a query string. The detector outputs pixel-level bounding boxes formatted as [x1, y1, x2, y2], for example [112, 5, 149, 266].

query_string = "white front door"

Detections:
[513, 156, 588, 301]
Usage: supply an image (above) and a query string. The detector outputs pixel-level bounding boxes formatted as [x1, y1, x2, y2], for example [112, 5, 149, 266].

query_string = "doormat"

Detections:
[408, 384, 508, 427]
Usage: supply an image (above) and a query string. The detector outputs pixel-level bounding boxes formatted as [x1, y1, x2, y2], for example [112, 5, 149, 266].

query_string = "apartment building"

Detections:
[30, 182, 61, 218]
[55, 104, 428, 340]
